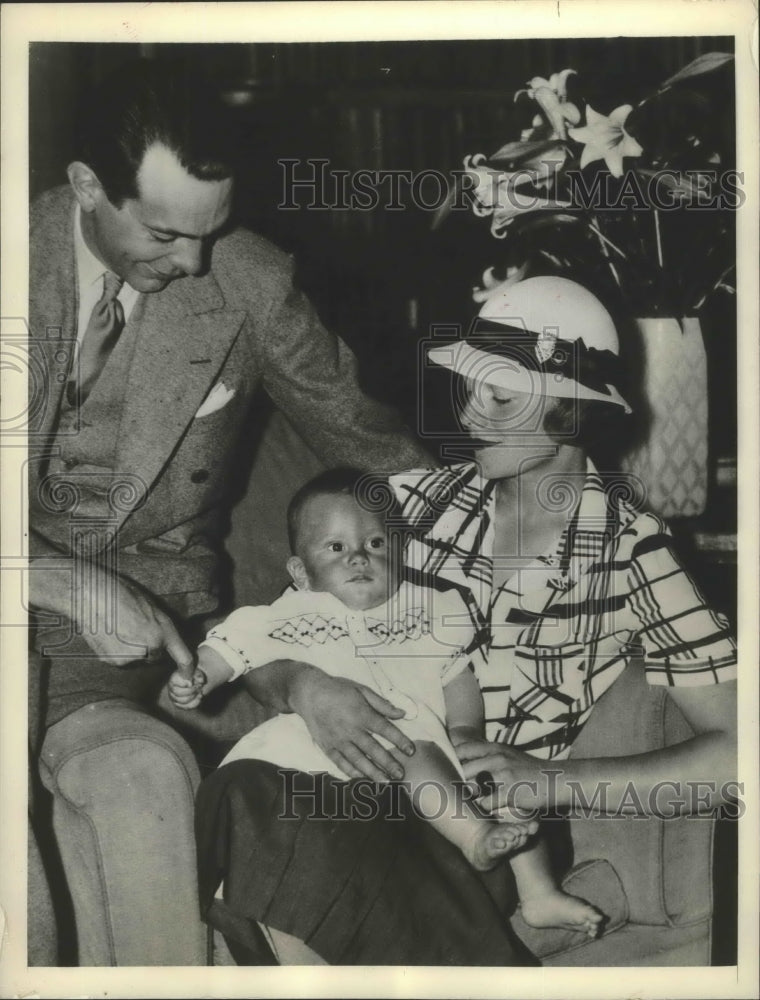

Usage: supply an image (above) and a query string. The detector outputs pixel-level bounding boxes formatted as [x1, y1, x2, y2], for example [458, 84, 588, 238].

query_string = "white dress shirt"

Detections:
[74, 203, 140, 343]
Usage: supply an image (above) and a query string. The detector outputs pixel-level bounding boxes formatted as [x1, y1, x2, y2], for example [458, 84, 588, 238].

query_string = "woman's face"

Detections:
[458, 379, 562, 480]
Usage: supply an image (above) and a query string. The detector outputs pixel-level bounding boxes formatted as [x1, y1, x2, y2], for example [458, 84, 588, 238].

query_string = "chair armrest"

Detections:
[565, 661, 714, 926]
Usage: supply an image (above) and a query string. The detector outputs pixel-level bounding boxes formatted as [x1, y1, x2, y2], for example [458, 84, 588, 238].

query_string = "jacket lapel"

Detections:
[116, 271, 245, 514]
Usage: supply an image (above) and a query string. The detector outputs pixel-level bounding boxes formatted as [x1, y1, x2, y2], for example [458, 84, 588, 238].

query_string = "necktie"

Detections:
[68, 271, 125, 406]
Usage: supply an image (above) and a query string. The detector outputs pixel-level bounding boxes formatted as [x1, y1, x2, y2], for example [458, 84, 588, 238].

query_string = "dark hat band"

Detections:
[465, 320, 624, 399]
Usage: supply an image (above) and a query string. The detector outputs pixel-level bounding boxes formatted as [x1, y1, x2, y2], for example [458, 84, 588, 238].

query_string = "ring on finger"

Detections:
[475, 769, 497, 797]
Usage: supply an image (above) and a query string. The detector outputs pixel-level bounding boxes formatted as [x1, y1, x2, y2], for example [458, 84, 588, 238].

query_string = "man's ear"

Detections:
[286, 556, 311, 592]
[67, 161, 106, 213]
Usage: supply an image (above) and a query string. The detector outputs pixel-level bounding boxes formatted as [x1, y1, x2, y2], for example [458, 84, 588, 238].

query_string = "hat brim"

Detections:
[428, 341, 632, 413]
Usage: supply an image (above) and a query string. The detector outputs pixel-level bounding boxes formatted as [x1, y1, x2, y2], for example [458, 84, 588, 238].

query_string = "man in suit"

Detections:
[28, 60, 431, 965]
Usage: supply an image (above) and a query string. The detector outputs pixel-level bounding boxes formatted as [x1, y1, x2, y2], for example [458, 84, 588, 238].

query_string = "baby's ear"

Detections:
[286, 556, 311, 591]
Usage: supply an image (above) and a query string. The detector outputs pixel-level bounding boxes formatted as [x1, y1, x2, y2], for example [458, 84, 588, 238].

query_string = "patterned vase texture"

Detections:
[621, 317, 708, 518]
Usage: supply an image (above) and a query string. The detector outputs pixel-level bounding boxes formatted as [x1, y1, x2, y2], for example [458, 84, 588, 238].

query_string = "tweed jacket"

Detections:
[28, 185, 431, 618]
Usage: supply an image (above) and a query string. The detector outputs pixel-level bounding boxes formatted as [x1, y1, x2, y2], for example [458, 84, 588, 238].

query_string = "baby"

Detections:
[170, 468, 602, 935]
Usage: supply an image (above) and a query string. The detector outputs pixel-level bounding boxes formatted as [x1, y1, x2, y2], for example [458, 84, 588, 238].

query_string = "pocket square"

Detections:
[194, 381, 236, 419]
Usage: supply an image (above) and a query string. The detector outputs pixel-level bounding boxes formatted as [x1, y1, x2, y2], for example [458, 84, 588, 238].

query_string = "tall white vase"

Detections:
[621, 316, 708, 518]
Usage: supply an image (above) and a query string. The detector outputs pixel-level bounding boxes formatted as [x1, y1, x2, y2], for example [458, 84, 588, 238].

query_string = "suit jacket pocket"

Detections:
[163, 392, 246, 519]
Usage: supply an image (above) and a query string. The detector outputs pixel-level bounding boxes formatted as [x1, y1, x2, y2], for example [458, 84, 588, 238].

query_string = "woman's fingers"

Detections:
[460, 751, 516, 783]
[356, 684, 404, 732]
[454, 738, 498, 764]
[322, 729, 407, 781]
[358, 685, 407, 720]
[357, 688, 416, 759]
[335, 740, 396, 784]
[478, 787, 539, 814]
[326, 748, 366, 781]
[296, 673, 413, 780]
[457, 749, 541, 811]
[353, 732, 408, 780]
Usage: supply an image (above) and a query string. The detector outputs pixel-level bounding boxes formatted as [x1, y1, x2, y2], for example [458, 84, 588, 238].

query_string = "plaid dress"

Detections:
[391, 460, 737, 760]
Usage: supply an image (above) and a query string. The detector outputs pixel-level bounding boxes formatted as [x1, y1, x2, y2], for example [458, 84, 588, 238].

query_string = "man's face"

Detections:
[289, 494, 401, 612]
[79, 143, 233, 292]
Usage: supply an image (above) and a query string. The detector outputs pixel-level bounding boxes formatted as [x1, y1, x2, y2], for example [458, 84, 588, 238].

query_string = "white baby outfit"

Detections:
[202, 581, 475, 779]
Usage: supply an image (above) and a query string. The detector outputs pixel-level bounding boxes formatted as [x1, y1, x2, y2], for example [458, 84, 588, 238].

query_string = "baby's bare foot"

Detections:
[520, 890, 603, 938]
[462, 821, 528, 871]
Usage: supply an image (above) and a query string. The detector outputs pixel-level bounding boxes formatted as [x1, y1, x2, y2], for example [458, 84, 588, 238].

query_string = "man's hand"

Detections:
[289, 668, 416, 782]
[30, 557, 193, 671]
[95, 578, 192, 669]
[82, 572, 194, 671]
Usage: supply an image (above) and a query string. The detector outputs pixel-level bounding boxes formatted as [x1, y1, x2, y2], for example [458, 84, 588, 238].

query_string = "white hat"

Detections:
[428, 276, 632, 413]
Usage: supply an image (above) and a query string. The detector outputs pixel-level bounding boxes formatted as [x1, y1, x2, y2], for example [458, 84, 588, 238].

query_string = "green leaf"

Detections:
[659, 52, 733, 90]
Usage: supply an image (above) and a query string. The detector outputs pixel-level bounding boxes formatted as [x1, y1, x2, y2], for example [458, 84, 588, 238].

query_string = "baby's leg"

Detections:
[403, 741, 538, 871]
[511, 835, 603, 938]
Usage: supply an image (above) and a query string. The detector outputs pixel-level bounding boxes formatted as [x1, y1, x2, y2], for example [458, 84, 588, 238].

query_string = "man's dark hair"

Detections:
[74, 59, 235, 206]
[287, 468, 403, 555]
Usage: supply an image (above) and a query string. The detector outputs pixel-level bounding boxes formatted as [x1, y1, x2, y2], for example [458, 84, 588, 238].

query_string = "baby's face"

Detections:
[290, 493, 400, 611]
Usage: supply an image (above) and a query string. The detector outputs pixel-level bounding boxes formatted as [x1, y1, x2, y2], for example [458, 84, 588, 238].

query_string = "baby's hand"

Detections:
[168, 667, 207, 710]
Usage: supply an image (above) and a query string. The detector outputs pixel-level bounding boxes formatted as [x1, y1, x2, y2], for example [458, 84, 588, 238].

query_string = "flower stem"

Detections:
[587, 220, 628, 261]
[654, 209, 663, 269]
[588, 216, 623, 288]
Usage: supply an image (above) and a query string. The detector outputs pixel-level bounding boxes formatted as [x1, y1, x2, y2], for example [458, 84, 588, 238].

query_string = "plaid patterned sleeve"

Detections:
[625, 515, 737, 687]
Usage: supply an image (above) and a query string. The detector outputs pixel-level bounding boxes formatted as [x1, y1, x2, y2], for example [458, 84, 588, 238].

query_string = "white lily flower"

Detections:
[515, 68, 580, 139]
[462, 154, 572, 235]
[568, 104, 644, 177]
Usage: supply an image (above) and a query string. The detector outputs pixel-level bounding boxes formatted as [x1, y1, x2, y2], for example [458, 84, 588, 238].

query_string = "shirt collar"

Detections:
[554, 457, 615, 581]
[74, 203, 110, 292]
[281, 579, 421, 620]
[412, 458, 615, 579]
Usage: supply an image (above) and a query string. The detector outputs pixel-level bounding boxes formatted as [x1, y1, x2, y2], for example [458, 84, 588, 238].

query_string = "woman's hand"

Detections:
[448, 725, 482, 750]
[456, 738, 545, 812]
[289, 667, 416, 782]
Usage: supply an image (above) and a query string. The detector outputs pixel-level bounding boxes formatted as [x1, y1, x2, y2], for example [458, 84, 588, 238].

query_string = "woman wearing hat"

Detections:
[391, 275, 736, 820]
[203, 276, 736, 963]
